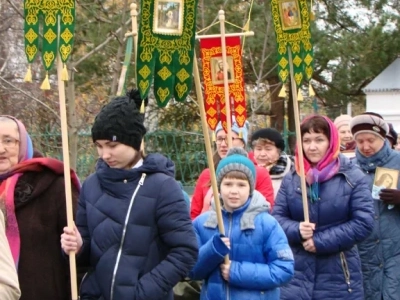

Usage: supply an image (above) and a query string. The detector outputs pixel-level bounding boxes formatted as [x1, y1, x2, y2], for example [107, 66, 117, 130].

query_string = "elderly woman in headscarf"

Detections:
[350, 112, 400, 300]
[272, 115, 374, 300]
[0, 115, 80, 300]
[334, 114, 356, 152]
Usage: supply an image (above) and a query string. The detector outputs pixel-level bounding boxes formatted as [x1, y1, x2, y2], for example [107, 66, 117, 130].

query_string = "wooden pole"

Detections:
[131, 2, 139, 89]
[288, 47, 309, 222]
[218, 10, 233, 148]
[193, 54, 228, 263]
[196, 31, 254, 40]
[57, 16, 78, 300]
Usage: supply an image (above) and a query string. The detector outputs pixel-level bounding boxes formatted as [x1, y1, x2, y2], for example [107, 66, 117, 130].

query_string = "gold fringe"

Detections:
[309, 83, 316, 96]
[297, 89, 304, 101]
[310, 0, 315, 20]
[140, 99, 145, 113]
[239, 129, 243, 138]
[212, 131, 216, 142]
[24, 65, 32, 82]
[40, 73, 51, 90]
[61, 64, 69, 81]
[278, 85, 286, 98]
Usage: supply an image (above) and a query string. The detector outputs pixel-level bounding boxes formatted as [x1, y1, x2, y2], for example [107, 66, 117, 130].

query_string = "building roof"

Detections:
[363, 57, 400, 93]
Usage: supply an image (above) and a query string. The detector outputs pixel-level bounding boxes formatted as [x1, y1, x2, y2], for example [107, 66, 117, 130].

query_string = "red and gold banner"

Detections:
[199, 36, 246, 132]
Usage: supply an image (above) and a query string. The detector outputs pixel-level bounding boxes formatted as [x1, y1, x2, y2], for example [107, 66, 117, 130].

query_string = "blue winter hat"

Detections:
[215, 116, 249, 146]
[216, 147, 256, 195]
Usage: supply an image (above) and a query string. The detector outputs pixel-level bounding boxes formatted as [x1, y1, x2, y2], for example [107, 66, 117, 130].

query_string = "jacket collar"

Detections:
[203, 190, 269, 231]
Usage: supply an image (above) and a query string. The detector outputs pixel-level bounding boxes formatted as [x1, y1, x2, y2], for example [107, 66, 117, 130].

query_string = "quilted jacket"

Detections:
[76, 154, 198, 300]
[190, 191, 294, 300]
[272, 154, 374, 300]
[354, 141, 400, 300]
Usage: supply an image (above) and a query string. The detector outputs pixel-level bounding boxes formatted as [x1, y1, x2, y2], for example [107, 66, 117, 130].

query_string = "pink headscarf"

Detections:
[295, 115, 341, 186]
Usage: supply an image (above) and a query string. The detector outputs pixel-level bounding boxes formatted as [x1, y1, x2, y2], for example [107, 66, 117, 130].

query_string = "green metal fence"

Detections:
[30, 130, 207, 190]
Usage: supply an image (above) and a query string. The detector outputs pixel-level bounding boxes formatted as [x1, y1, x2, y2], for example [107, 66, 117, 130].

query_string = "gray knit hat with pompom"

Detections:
[216, 147, 256, 194]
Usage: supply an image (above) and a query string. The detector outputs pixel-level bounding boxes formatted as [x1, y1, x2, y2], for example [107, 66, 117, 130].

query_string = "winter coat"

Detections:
[0, 210, 20, 300]
[272, 154, 375, 300]
[77, 154, 198, 300]
[190, 166, 274, 219]
[190, 191, 294, 300]
[353, 141, 400, 300]
[14, 159, 79, 300]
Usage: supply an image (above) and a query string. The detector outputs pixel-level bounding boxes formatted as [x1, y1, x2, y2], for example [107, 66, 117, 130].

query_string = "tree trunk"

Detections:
[66, 68, 78, 171]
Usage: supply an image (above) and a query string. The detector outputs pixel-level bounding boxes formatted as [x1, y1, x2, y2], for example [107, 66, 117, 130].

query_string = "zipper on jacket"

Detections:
[78, 271, 89, 299]
[110, 173, 146, 300]
[339, 173, 354, 188]
[340, 252, 352, 293]
[226, 214, 233, 300]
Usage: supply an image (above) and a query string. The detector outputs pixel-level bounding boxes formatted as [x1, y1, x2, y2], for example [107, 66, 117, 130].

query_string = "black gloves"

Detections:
[379, 189, 400, 205]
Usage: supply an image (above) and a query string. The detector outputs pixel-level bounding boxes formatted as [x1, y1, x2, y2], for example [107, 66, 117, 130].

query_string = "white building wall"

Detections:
[366, 92, 400, 132]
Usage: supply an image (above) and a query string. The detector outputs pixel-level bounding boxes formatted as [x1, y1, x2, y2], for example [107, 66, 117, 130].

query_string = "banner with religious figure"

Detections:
[136, 0, 198, 107]
[271, 0, 313, 87]
[199, 36, 246, 133]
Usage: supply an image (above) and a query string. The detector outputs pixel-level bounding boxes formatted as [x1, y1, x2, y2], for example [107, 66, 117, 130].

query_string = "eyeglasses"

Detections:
[216, 137, 243, 144]
[0, 137, 19, 148]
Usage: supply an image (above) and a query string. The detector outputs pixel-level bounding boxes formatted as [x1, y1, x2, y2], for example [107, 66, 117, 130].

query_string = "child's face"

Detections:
[220, 177, 250, 212]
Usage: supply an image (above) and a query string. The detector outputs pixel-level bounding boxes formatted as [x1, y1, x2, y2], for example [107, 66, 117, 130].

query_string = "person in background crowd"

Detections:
[190, 117, 274, 219]
[396, 133, 400, 151]
[61, 90, 198, 300]
[0, 115, 80, 300]
[190, 148, 294, 300]
[350, 112, 400, 300]
[386, 123, 398, 149]
[249, 128, 293, 197]
[273, 115, 374, 300]
[0, 210, 20, 300]
[334, 114, 356, 152]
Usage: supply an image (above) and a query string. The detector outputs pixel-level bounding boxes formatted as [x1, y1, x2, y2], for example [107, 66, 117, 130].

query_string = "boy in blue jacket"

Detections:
[190, 147, 294, 300]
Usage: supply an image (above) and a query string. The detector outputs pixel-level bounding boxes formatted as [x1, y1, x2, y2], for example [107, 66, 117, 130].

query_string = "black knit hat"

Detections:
[250, 128, 285, 151]
[91, 89, 147, 151]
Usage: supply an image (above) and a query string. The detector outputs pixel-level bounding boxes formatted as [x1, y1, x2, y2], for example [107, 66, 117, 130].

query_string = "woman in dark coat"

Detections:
[0, 115, 80, 300]
[61, 90, 198, 300]
[272, 115, 374, 300]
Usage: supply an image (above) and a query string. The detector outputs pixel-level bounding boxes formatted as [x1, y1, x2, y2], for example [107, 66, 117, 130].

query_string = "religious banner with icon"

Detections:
[271, 0, 313, 87]
[24, 0, 75, 89]
[136, 0, 198, 107]
[199, 36, 246, 132]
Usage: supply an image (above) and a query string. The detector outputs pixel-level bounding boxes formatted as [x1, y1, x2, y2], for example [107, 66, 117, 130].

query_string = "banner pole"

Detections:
[219, 9, 233, 148]
[193, 54, 229, 263]
[288, 46, 309, 222]
[57, 16, 78, 300]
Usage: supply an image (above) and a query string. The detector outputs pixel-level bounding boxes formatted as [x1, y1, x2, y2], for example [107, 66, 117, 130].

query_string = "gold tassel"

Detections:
[278, 85, 286, 98]
[140, 99, 145, 113]
[309, 83, 315, 96]
[310, 11, 315, 21]
[61, 64, 69, 81]
[239, 129, 243, 138]
[24, 65, 32, 82]
[310, 0, 315, 21]
[40, 73, 51, 90]
[297, 89, 304, 101]
[212, 131, 216, 142]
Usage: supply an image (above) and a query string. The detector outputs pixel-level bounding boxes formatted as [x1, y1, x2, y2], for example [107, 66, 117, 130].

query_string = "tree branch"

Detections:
[72, 19, 131, 68]
[0, 76, 60, 119]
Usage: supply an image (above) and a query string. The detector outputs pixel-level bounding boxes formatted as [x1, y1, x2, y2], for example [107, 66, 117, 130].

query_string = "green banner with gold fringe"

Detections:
[24, 0, 75, 89]
[271, 0, 313, 87]
[137, 0, 198, 107]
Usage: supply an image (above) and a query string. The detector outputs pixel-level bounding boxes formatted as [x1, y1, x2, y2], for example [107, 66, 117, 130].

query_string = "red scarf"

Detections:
[0, 158, 80, 266]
